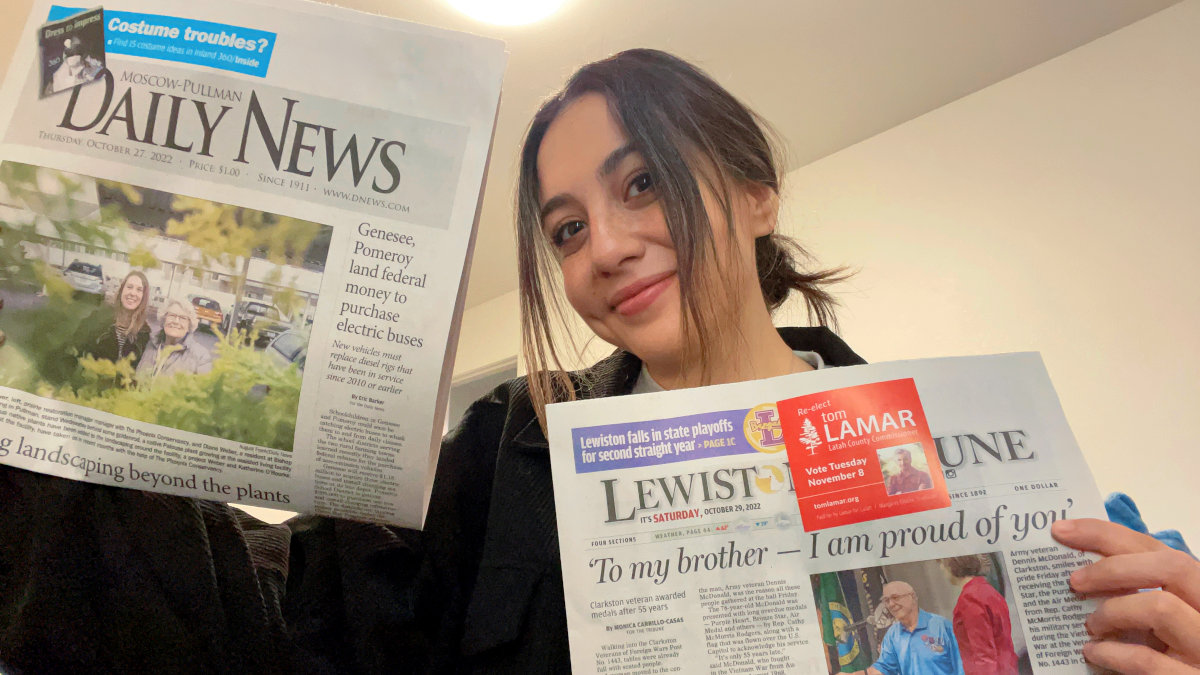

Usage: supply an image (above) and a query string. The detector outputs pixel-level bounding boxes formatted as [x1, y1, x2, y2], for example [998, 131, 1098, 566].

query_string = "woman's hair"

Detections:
[516, 49, 848, 422]
[943, 554, 986, 579]
[161, 296, 199, 335]
[114, 270, 150, 338]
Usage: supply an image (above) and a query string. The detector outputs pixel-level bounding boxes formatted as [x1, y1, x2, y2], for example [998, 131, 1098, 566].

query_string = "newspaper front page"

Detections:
[549, 354, 1102, 674]
[0, 0, 505, 527]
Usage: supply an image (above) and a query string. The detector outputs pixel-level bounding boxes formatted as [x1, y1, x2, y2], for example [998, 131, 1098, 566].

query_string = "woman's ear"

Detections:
[741, 182, 779, 239]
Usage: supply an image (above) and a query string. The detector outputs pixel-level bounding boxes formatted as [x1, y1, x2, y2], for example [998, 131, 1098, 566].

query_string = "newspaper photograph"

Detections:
[1, 162, 328, 453]
[548, 353, 1104, 674]
[37, 7, 105, 98]
[0, 0, 505, 527]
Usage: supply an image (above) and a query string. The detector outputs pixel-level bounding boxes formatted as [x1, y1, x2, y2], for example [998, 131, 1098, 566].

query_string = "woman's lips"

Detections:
[612, 271, 675, 316]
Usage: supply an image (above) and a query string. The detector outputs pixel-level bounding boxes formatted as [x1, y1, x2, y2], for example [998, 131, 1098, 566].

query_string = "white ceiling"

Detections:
[0, 0, 1181, 306]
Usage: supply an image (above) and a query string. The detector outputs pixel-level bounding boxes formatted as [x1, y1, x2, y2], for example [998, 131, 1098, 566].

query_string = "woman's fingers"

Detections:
[1086, 591, 1200, 660]
[1071, 549, 1200, 607]
[1052, 518, 1165, 557]
[1054, 518, 1200, 607]
[1084, 640, 1200, 675]
[1055, 517, 1200, 669]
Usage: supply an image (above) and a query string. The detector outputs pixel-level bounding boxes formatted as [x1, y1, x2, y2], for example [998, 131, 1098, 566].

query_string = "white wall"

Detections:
[775, 0, 1199, 546]
[451, 289, 521, 380]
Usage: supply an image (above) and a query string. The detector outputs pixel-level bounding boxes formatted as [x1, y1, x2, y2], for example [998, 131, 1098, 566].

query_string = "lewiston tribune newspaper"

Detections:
[548, 354, 1104, 674]
[0, 0, 504, 527]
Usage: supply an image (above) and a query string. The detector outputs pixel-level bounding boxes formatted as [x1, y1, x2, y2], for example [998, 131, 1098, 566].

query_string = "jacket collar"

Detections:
[511, 326, 864, 450]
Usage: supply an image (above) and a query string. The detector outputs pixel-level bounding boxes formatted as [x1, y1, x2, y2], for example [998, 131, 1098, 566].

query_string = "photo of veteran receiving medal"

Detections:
[814, 553, 1026, 675]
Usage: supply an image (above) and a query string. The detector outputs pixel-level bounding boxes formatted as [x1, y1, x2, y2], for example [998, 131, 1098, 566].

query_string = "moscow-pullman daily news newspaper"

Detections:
[548, 354, 1106, 674]
[0, 0, 505, 528]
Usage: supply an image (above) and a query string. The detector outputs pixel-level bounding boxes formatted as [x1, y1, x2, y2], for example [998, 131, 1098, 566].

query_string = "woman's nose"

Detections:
[588, 210, 646, 275]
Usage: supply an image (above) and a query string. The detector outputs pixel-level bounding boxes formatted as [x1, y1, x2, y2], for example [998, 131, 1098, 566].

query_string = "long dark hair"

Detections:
[517, 49, 848, 424]
[114, 270, 149, 339]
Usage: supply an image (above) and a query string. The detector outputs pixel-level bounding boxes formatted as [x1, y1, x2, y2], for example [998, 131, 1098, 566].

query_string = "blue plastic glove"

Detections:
[1105, 492, 1193, 556]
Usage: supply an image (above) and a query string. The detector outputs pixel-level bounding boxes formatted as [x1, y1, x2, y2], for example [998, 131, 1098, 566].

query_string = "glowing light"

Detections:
[446, 0, 566, 26]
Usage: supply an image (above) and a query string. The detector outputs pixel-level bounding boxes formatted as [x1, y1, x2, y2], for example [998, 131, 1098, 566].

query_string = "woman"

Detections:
[942, 555, 1019, 675]
[136, 296, 214, 379]
[403, 49, 865, 671]
[1, 50, 1197, 673]
[80, 269, 152, 366]
[518, 56, 850, 412]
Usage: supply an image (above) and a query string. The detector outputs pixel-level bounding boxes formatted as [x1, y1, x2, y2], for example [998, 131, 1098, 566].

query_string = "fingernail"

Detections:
[1052, 519, 1074, 536]
[1084, 613, 1095, 637]
[1068, 571, 1082, 595]
[1081, 640, 1095, 662]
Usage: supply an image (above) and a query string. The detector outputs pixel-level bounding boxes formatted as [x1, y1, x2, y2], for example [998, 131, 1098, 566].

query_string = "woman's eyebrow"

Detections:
[597, 143, 636, 180]
[539, 144, 638, 221]
[539, 194, 570, 222]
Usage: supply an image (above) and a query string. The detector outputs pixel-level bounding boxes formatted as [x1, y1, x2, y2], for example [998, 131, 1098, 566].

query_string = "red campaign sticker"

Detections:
[777, 378, 950, 530]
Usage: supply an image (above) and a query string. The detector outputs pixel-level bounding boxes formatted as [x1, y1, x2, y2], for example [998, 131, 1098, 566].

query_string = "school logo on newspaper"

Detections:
[743, 403, 785, 453]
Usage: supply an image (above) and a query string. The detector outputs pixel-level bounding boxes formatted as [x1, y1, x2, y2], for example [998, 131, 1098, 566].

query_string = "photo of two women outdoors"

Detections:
[0, 161, 331, 451]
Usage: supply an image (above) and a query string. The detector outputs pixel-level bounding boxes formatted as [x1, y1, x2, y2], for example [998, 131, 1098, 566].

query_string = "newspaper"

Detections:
[0, 0, 505, 527]
[548, 353, 1102, 674]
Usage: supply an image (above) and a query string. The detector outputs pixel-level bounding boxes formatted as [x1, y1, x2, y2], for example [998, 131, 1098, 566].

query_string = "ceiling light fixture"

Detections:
[446, 0, 566, 26]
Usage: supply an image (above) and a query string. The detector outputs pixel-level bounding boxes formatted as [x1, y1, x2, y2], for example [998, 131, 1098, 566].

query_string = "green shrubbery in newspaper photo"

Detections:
[0, 161, 332, 452]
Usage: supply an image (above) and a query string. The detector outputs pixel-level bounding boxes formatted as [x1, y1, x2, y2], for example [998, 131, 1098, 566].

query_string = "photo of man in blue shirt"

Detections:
[855, 581, 964, 675]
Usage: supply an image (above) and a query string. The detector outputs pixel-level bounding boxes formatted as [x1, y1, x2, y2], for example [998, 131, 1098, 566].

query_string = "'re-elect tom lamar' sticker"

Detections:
[776, 378, 950, 530]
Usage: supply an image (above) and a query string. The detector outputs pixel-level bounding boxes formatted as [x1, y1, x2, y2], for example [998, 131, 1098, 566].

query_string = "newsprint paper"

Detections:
[0, 0, 505, 527]
[548, 354, 1103, 674]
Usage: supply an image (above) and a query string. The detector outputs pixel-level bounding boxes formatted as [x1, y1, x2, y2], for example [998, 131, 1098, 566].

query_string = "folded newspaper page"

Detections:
[548, 353, 1102, 674]
[0, 0, 505, 527]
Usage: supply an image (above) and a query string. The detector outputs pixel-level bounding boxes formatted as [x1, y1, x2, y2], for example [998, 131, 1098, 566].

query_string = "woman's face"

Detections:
[121, 275, 145, 311]
[536, 93, 773, 365]
[939, 560, 955, 583]
[162, 304, 190, 341]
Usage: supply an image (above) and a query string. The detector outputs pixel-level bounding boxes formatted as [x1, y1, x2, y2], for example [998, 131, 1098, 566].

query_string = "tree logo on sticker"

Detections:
[799, 418, 823, 455]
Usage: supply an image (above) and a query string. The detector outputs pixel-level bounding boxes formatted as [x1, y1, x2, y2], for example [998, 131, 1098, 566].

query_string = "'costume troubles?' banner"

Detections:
[49, 5, 277, 77]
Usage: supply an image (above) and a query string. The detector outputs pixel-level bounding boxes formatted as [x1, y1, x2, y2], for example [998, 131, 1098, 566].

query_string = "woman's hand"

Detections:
[1052, 518, 1200, 673]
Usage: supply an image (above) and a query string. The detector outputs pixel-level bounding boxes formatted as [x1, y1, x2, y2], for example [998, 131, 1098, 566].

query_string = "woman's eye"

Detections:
[552, 220, 587, 249]
[625, 172, 654, 200]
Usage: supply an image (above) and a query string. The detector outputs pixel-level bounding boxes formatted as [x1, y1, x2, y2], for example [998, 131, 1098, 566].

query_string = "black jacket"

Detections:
[85, 319, 152, 365]
[22, 304, 150, 388]
[0, 327, 864, 673]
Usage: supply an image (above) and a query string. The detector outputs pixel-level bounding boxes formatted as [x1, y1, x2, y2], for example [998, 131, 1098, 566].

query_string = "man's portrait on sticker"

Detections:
[879, 442, 934, 497]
